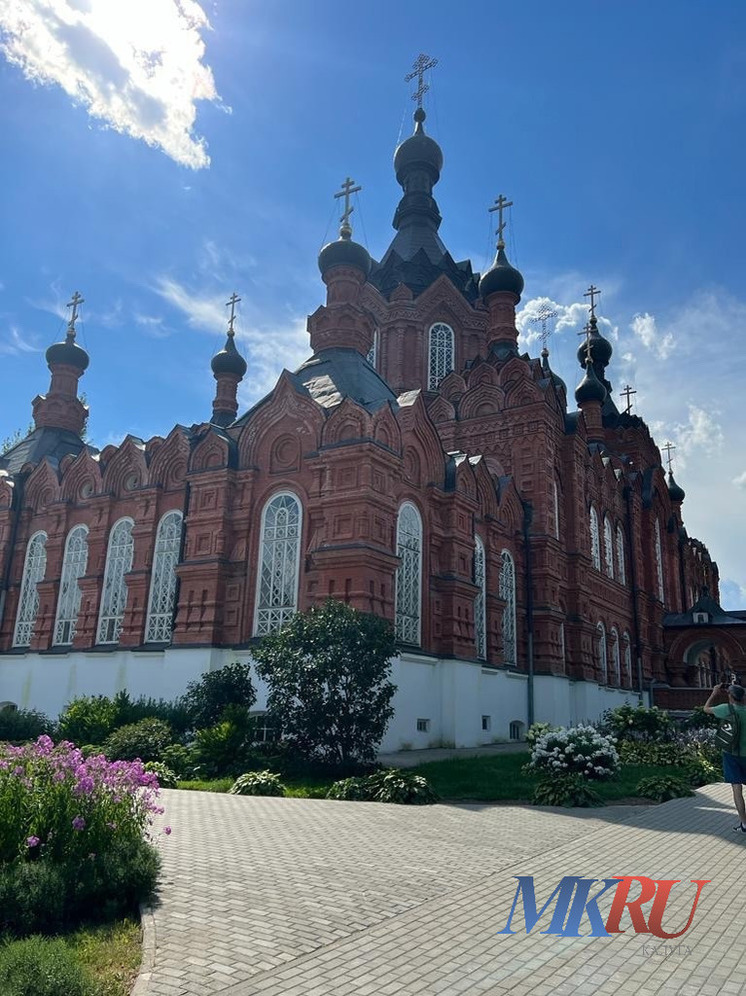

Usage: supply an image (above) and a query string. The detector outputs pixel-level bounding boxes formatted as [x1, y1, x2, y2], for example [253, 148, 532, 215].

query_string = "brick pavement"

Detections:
[136, 785, 744, 996]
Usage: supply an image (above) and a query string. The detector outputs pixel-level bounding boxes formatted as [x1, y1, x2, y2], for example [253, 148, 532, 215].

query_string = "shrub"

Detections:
[109, 691, 192, 736]
[681, 706, 719, 731]
[533, 774, 602, 808]
[102, 718, 174, 763]
[161, 744, 198, 780]
[529, 725, 619, 780]
[191, 712, 257, 779]
[680, 756, 719, 788]
[57, 696, 119, 746]
[0, 737, 162, 934]
[526, 721, 557, 749]
[253, 599, 397, 765]
[229, 771, 286, 797]
[144, 761, 179, 789]
[0, 935, 95, 996]
[183, 663, 256, 730]
[617, 730, 720, 772]
[365, 769, 438, 805]
[636, 776, 693, 802]
[325, 776, 373, 801]
[0, 706, 53, 743]
[600, 704, 674, 743]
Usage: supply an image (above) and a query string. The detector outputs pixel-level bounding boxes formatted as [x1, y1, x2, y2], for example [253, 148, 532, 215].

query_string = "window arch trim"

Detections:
[590, 506, 601, 571]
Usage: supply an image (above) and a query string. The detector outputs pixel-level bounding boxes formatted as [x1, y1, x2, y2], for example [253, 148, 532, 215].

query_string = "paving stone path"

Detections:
[135, 785, 744, 996]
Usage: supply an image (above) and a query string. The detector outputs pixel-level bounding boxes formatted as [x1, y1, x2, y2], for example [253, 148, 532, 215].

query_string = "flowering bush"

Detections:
[0, 736, 163, 933]
[599, 704, 674, 743]
[526, 722, 557, 749]
[529, 725, 619, 780]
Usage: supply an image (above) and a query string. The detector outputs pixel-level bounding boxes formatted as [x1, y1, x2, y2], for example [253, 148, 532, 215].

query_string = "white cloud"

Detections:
[733, 471, 746, 490]
[674, 404, 724, 458]
[0, 327, 39, 355]
[630, 312, 675, 359]
[0, 0, 220, 168]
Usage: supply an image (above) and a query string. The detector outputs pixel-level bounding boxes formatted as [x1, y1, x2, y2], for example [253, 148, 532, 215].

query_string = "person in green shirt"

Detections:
[704, 683, 746, 832]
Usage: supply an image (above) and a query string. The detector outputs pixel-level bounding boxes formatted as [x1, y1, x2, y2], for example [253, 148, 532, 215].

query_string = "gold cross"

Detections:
[531, 307, 558, 350]
[66, 290, 84, 333]
[662, 440, 676, 472]
[405, 53, 438, 107]
[334, 177, 361, 235]
[584, 284, 601, 320]
[489, 194, 513, 249]
[226, 292, 241, 335]
[620, 384, 637, 413]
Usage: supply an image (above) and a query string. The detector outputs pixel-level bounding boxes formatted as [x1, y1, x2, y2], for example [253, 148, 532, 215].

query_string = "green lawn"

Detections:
[410, 751, 683, 803]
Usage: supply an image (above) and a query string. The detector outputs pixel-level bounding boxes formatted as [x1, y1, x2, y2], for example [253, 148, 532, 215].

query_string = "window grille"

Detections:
[610, 628, 621, 686]
[474, 536, 487, 660]
[654, 519, 665, 602]
[559, 621, 566, 666]
[395, 502, 422, 645]
[623, 632, 633, 687]
[416, 718, 430, 732]
[509, 720, 524, 741]
[499, 550, 517, 665]
[603, 516, 614, 579]
[254, 492, 302, 636]
[366, 330, 378, 368]
[53, 525, 89, 646]
[596, 621, 607, 684]
[590, 507, 601, 570]
[616, 524, 626, 585]
[427, 323, 454, 390]
[145, 511, 183, 643]
[553, 480, 560, 540]
[97, 518, 134, 644]
[13, 531, 47, 648]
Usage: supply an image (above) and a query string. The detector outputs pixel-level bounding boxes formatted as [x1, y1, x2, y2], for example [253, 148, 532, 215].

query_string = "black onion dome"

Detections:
[667, 470, 686, 503]
[575, 359, 607, 405]
[318, 234, 371, 278]
[479, 246, 525, 300]
[394, 107, 443, 183]
[576, 318, 612, 368]
[211, 334, 247, 378]
[46, 334, 89, 372]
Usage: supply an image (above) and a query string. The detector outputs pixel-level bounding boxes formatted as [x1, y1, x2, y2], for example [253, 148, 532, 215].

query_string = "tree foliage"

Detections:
[182, 663, 256, 729]
[252, 599, 397, 765]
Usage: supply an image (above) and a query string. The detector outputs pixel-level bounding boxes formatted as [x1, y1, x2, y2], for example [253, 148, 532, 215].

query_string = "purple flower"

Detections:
[163, 826, 172, 835]
[13, 766, 24, 776]
[26, 836, 40, 848]
[72, 816, 86, 831]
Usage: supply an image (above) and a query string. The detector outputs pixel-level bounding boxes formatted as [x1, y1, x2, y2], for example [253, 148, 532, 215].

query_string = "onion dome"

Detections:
[479, 245, 525, 301]
[575, 315, 612, 368]
[394, 107, 443, 184]
[575, 357, 607, 406]
[211, 333, 247, 378]
[46, 332, 89, 372]
[667, 470, 686, 503]
[318, 230, 371, 278]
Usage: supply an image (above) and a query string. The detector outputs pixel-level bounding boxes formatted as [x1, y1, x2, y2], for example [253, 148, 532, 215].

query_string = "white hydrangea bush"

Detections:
[529, 724, 620, 781]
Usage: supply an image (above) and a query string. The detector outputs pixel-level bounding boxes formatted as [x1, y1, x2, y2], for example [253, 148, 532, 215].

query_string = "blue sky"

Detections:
[1, 0, 745, 608]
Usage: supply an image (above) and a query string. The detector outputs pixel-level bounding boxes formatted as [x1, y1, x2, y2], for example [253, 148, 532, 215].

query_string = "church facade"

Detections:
[0, 99, 737, 750]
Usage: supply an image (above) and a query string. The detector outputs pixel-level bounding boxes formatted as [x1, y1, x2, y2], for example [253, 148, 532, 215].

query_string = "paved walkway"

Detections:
[136, 784, 744, 996]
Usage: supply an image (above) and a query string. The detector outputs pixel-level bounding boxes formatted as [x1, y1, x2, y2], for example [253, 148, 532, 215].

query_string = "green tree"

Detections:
[183, 662, 256, 729]
[252, 599, 397, 765]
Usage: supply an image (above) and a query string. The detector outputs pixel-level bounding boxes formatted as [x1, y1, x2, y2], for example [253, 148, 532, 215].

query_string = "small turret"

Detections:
[32, 290, 90, 435]
[210, 292, 247, 427]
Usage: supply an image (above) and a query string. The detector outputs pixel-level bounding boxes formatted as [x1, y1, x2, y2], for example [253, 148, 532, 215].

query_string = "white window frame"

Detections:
[96, 518, 135, 644]
[590, 506, 601, 570]
[603, 515, 614, 579]
[13, 531, 47, 648]
[597, 621, 607, 684]
[395, 502, 423, 646]
[616, 524, 626, 586]
[474, 535, 487, 660]
[253, 491, 303, 637]
[53, 524, 89, 646]
[499, 549, 517, 666]
[145, 510, 183, 643]
[427, 322, 454, 390]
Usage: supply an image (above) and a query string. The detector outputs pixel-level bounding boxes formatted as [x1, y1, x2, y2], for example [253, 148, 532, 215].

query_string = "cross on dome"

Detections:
[334, 177, 362, 238]
[405, 53, 438, 107]
[225, 292, 241, 336]
[620, 384, 637, 413]
[584, 283, 601, 320]
[66, 290, 84, 335]
[489, 194, 513, 250]
[662, 440, 676, 472]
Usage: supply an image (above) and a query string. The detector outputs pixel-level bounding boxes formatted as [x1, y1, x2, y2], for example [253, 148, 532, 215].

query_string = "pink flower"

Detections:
[26, 836, 40, 848]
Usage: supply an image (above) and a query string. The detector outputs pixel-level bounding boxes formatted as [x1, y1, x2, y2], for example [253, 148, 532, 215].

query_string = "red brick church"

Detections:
[0, 82, 742, 745]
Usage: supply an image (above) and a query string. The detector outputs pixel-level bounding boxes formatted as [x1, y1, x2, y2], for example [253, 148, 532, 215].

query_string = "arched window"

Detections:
[552, 480, 560, 540]
[53, 524, 89, 646]
[590, 506, 601, 570]
[474, 536, 487, 660]
[366, 330, 378, 369]
[145, 510, 183, 643]
[499, 550, 517, 665]
[559, 621, 566, 666]
[254, 492, 302, 636]
[610, 627, 621, 686]
[395, 502, 422, 645]
[97, 518, 135, 644]
[654, 519, 665, 602]
[427, 322, 454, 390]
[13, 531, 47, 648]
[623, 632, 633, 688]
[596, 621, 607, 684]
[616, 524, 626, 586]
[603, 516, 614, 579]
